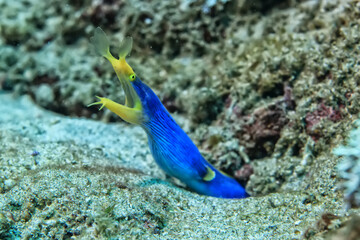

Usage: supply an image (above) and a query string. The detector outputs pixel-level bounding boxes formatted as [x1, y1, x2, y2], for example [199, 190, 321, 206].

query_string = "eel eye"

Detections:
[129, 74, 136, 81]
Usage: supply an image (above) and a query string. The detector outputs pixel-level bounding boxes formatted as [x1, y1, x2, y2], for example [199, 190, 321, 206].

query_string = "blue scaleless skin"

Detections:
[89, 27, 249, 198]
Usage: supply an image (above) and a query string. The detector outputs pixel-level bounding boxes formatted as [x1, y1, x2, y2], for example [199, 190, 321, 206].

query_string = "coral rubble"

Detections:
[334, 119, 360, 208]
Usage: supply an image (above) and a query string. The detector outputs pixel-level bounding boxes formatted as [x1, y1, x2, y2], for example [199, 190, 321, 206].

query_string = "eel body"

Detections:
[89, 27, 249, 198]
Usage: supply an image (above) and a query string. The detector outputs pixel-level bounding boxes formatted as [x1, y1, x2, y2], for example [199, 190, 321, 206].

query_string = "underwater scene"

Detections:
[0, 0, 359, 239]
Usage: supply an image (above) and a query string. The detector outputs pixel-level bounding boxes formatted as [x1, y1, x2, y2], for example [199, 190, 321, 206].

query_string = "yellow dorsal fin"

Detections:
[203, 166, 216, 181]
[220, 170, 231, 177]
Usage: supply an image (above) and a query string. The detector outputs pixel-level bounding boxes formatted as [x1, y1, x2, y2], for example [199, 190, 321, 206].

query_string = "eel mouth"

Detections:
[117, 72, 139, 109]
